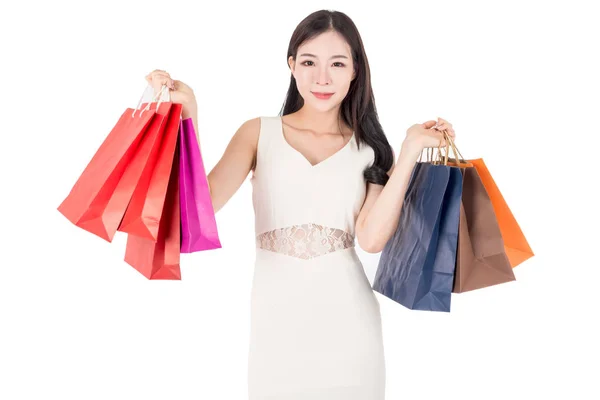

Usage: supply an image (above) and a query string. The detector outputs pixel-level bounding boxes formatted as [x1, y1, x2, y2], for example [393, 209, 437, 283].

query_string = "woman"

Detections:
[147, 9, 455, 400]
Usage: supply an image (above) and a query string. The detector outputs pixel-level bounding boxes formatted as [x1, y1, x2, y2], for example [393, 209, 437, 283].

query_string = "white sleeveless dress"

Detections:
[247, 116, 386, 399]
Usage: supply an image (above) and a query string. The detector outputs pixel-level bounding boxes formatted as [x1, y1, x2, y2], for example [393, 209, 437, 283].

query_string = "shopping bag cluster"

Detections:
[58, 85, 221, 280]
[373, 133, 534, 312]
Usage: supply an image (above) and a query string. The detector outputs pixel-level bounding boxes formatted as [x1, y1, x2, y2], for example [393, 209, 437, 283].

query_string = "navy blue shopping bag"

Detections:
[373, 162, 463, 312]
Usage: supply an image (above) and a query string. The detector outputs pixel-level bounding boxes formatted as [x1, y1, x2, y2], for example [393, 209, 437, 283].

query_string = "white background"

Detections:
[1, 0, 599, 399]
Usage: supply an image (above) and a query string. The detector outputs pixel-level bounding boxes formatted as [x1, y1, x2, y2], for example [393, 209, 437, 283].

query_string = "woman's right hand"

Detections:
[145, 69, 196, 106]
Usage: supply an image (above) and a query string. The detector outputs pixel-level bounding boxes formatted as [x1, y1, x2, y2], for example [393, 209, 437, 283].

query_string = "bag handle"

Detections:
[131, 84, 171, 118]
[418, 147, 436, 163]
[430, 130, 465, 165]
[444, 133, 474, 167]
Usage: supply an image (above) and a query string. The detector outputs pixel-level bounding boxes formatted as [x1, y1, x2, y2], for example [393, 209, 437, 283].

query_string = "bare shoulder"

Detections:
[231, 116, 261, 150]
[237, 116, 261, 140]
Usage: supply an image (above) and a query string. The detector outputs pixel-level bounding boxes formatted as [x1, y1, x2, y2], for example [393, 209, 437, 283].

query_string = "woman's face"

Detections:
[289, 30, 355, 111]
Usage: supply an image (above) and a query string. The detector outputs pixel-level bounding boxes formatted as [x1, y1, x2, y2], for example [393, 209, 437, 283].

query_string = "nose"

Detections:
[315, 65, 331, 86]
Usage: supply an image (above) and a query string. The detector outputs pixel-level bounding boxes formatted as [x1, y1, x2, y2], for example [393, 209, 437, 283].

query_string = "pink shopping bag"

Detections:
[179, 118, 222, 253]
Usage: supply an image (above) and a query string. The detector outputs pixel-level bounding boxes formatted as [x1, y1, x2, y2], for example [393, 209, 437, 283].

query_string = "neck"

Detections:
[293, 104, 347, 135]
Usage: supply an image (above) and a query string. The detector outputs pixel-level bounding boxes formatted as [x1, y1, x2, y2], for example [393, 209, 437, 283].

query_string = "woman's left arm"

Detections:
[356, 118, 455, 253]
[356, 140, 421, 253]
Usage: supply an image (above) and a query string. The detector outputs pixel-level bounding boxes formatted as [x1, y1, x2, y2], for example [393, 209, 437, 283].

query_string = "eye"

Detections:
[301, 61, 346, 67]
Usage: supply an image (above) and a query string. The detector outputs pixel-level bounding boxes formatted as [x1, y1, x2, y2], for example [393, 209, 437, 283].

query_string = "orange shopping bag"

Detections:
[118, 101, 183, 241]
[57, 88, 163, 241]
[124, 141, 181, 280]
[469, 158, 534, 267]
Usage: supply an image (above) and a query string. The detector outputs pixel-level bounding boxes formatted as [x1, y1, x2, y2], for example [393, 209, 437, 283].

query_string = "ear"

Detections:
[288, 56, 295, 73]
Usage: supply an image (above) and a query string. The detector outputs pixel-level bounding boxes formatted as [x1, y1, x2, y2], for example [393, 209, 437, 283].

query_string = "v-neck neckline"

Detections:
[279, 116, 355, 168]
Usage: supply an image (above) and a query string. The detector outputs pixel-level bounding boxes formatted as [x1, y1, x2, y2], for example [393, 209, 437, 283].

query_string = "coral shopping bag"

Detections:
[179, 118, 222, 253]
[57, 87, 163, 241]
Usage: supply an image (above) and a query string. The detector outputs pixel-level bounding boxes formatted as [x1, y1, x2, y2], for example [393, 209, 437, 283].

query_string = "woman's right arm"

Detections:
[201, 116, 260, 214]
[184, 98, 259, 214]
[147, 70, 259, 213]
[184, 101, 260, 214]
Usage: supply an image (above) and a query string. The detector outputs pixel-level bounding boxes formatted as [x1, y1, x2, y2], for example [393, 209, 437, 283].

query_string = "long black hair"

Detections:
[279, 9, 395, 186]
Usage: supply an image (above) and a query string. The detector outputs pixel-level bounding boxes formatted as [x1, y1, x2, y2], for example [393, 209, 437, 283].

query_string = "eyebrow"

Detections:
[299, 53, 349, 60]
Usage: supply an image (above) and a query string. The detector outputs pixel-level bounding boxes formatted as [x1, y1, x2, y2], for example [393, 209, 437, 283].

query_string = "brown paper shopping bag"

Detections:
[432, 136, 516, 293]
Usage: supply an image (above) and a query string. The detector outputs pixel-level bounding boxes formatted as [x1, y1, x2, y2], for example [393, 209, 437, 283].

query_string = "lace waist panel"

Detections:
[256, 223, 355, 260]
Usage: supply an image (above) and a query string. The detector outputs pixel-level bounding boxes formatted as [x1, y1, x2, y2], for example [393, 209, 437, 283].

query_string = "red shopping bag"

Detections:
[57, 103, 156, 241]
[80, 101, 172, 242]
[118, 103, 183, 241]
[124, 141, 181, 280]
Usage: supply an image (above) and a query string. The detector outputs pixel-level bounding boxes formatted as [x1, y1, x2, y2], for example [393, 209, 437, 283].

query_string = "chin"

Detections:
[311, 102, 338, 111]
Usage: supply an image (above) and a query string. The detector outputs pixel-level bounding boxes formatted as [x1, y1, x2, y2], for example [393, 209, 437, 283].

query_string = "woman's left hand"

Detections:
[403, 117, 456, 152]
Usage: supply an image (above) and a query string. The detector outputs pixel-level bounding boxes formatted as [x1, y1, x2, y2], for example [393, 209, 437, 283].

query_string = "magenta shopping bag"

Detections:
[179, 118, 222, 253]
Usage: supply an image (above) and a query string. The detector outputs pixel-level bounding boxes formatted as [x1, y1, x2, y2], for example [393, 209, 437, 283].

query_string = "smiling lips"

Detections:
[312, 91, 334, 100]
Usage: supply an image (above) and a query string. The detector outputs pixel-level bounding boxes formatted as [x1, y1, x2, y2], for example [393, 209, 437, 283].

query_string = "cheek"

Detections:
[294, 69, 312, 86]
